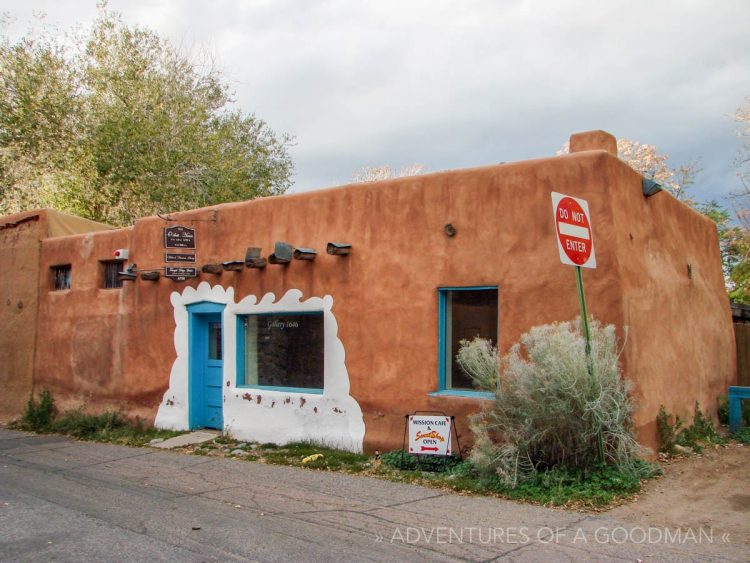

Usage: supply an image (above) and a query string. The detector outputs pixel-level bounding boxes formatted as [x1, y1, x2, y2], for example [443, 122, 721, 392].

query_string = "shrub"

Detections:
[459, 318, 644, 487]
[656, 405, 682, 454]
[21, 389, 56, 431]
[734, 427, 750, 444]
[658, 402, 725, 453]
[676, 402, 725, 451]
[717, 395, 729, 425]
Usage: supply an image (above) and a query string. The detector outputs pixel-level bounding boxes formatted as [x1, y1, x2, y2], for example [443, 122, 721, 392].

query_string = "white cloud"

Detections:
[2, 0, 748, 200]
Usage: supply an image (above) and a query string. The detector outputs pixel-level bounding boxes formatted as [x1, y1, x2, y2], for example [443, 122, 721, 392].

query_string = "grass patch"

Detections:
[262, 441, 371, 471]
[380, 450, 463, 472]
[10, 391, 180, 447]
[377, 453, 659, 509]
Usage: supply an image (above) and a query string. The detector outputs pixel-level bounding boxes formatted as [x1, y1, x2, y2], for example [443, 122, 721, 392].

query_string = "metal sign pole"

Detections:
[575, 266, 591, 355]
[575, 266, 605, 464]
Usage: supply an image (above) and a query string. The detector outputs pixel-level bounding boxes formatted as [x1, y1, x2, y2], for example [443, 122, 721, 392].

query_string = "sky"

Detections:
[2, 0, 749, 206]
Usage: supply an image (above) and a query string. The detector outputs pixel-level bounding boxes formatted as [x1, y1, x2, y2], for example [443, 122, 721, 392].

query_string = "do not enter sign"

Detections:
[551, 192, 596, 269]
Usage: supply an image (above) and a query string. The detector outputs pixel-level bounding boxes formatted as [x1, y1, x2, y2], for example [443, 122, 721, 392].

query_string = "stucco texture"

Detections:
[0, 212, 43, 420]
[12, 139, 736, 453]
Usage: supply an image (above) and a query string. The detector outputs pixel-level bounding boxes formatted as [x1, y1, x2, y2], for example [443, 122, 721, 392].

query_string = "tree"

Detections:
[0, 8, 294, 226]
[614, 139, 698, 203]
[736, 96, 750, 194]
[726, 96, 750, 303]
[351, 163, 426, 183]
[559, 138, 698, 202]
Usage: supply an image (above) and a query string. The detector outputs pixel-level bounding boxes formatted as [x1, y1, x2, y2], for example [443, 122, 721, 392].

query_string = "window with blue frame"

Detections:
[237, 312, 324, 392]
[438, 287, 498, 391]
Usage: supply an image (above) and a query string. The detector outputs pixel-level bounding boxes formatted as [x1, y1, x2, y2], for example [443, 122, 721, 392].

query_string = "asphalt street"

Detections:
[0, 428, 745, 562]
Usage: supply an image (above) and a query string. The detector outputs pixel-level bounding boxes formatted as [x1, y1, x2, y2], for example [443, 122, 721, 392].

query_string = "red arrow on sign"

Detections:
[421, 446, 439, 452]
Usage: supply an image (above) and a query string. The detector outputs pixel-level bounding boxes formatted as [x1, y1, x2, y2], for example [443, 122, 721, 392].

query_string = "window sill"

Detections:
[429, 390, 494, 399]
[236, 385, 324, 395]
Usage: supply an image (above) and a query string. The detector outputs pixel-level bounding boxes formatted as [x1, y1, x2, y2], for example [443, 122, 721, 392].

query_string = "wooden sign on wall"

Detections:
[164, 226, 196, 249]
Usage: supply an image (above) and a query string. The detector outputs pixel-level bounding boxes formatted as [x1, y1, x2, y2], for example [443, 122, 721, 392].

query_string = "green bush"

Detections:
[658, 402, 725, 453]
[676, 402, 725, 451]
[21, 389, 56, 431]
[459, 319, 645, 487]
[718, 395, 729, 425]
[656, 405, 682, 454]
[734, 427, 750, 444]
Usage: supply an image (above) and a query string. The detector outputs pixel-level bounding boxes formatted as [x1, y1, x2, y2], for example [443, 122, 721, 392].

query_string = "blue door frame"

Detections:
[188, 302, 225, 430]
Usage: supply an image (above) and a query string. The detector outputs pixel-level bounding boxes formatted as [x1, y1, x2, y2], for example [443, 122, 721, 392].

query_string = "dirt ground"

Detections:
[608, 442, 750, 545]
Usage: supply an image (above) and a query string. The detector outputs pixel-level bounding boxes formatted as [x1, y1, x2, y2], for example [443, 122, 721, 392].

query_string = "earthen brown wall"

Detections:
[606, 157, 736, 448]
[0, 212, 45, 420]
[27, 149, 735, 452]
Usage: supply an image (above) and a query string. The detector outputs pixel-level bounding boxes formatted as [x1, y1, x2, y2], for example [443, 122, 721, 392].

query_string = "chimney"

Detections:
[569, 130, 617, 156]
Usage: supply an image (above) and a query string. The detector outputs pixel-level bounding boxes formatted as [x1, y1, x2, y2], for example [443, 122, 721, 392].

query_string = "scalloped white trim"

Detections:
[154, 282, 365, 452]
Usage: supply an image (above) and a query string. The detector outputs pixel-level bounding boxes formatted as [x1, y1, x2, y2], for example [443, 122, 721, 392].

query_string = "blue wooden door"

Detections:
[188, 305, 224, 430]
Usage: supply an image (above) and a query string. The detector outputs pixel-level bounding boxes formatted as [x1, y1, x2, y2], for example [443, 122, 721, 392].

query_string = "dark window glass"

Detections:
[52, 265, 71, 290]
[102, 261, 123, 289]
[241, 312, 324, 389]
[208, 322, 222, 360]
[444, 289, 498, 390]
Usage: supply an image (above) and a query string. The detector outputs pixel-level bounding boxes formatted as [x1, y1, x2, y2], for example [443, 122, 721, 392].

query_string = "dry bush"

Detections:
[458, 319, 645, 487]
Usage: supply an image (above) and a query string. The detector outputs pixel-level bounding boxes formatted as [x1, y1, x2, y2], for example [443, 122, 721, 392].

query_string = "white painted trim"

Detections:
[154, 282, 365, 452]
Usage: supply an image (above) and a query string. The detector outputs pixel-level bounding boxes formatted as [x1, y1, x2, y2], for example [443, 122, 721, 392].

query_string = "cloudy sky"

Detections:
[2, 1, 749, 205]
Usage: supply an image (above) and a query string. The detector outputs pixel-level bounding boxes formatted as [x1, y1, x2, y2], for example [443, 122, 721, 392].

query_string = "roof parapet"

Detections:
[569, 130, 617, 156]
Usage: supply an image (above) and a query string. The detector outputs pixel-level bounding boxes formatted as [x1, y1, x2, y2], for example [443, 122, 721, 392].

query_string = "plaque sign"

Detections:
[165, 267, 198, 281]
[165, 252, 196, 263]
[164, 226, 196, 249]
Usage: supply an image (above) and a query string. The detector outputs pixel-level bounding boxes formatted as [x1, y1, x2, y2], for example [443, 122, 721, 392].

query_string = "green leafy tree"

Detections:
[0, 8, 293, 225]
[696, 200, 750, 302]
[723, 96, 750, 303]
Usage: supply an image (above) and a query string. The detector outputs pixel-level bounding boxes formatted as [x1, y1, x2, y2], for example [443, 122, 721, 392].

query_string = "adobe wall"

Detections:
[28, 148, 735, 453]
[0, 212, 44, 420]
[35, 228, 141, 415]
[605, 157, 736, 449]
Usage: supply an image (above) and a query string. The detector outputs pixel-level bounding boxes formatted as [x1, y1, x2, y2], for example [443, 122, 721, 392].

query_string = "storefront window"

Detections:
[237, 312, 324, 392]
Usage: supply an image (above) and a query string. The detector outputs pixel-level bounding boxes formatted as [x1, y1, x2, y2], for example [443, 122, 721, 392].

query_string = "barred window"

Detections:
[52, 265, 71, 291]
[102, 261, 123, 289]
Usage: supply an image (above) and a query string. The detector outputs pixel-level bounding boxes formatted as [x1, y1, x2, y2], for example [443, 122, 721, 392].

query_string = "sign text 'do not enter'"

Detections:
[551, 192, 596, 269]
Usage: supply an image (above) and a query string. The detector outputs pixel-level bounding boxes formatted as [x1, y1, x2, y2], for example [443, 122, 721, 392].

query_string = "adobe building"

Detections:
[0, 130, 736, 453]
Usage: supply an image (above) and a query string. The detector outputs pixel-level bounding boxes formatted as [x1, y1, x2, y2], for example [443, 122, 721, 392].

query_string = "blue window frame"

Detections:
[434, 286, 498, 398]
[236, 311, 324, 394]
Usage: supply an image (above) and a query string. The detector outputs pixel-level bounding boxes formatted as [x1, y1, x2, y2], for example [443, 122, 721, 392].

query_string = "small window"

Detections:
[439, 287, 498, 391]
[208, 321, 222, 360]
[51, 265, 71, 290]
[237, 312, 324, 392]
[102, 261, 123, 289]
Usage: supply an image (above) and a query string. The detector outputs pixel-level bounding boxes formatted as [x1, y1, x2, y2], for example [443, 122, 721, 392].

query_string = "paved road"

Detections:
[0, 428, 745, 562]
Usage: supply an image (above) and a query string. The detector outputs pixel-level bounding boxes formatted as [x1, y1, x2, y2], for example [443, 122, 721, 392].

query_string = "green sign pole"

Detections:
[575, 265, 605, 464]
